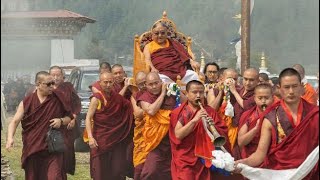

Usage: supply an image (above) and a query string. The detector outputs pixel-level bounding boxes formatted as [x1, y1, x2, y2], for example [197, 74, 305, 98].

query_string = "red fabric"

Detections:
[24, 151, 66, 180]
[21, 91, 72, 175]
[136, 90, 176, 110]
[113, 82, 132, 100]
[261, 99, 319, 178]
[232, 87, 255, 127]
[169, 102, 230, 180]
[90, 90, 133, 158]
[151, 39, 191, 81]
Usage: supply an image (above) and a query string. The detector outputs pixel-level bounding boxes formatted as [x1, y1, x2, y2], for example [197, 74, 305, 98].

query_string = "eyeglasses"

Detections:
[41, 81, 55, 87]
[207, 71, 218, 74]
[152, 31, 166, 36]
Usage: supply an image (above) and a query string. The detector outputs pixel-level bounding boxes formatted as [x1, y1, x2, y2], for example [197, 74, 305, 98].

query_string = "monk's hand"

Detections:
[50, 118, 62, 128]
[192, 109, 207, 123]
[67, 119, 76, 130]
[6, 138, 14, 151]
[161, 83, 168, 95]
[88, 137, 98, 149]
[253, 119, 261, 131]
[232, 160, 244, 174]
[190, 59, 200, 72]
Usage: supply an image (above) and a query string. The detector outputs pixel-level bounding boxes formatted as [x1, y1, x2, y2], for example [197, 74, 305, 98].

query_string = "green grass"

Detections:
[1, 115, 91, 180]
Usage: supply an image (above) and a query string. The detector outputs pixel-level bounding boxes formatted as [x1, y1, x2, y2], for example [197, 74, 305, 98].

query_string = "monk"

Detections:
[236, 68, 319, 179]
[143, 22, 200, 84]
[131, 71, 148, 180]
[207, 69, 240, 157]
[136, 72, 175, 180]
[292, 64, 317, 105]
[85, 72, 134, 180]
[170, 80, 230, 180]
[49, 66, 81, 175]
[6, 71, 73, 180]
[237, 83, 274, 158]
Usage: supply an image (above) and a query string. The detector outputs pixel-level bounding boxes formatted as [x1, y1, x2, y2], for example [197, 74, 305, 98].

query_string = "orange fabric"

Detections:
[302, 83, 317, 105]
[219, 102, 238, 150]
[148, 39, 170, 54]
[133, 116, 147, 167]
[143, 109, 171, 154]
[83, 100, 103, 143]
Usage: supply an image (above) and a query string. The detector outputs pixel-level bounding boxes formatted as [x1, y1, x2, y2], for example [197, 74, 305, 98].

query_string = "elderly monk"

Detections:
[292, 64, 317, 105]
[6, 71, 73, 180]
[85, 72, 134, 180]
[236, 68, 319, 179]
[49, 66, 81, 175]
[136, 72, 175, 180]
[130, 71, 148, 180]
[143, 22, 200, 84]
[169, 80, 230, 180]
[237, 83, 274, 158]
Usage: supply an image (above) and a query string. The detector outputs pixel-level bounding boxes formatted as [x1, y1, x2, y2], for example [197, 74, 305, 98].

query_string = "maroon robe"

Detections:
[55, 82, 81, 175]
[151, 39, 191, 82]
[232, 87, 255, 127]
[22, 90, 73, 180]
[238, 106, 262, 158]
[135, 91, 175, 180]
[262, 99, 319, 179]
[169, 102, 230, 180]
[90, 90, 134, 180]
[113, 82, 132, 100]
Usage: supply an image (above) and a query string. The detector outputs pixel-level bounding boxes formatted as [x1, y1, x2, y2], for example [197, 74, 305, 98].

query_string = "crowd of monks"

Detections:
[4, 21, 319, 180]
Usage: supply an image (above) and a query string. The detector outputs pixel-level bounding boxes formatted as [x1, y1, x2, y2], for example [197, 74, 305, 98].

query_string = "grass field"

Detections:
[1, 114, 91, 180]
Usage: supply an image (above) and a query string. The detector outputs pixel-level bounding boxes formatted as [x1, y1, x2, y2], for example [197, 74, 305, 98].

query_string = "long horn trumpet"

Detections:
[197, 100, 226, 148]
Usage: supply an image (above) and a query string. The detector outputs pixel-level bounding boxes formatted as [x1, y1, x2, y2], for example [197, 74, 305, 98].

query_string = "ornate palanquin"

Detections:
[133, 11, 201, 87]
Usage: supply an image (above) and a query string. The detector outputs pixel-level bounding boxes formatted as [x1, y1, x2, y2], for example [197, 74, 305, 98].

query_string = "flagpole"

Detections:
[241, 0, 250, 75]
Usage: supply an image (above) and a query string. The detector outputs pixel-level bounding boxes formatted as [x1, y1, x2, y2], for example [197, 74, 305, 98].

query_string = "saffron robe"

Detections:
[169, 102, 230, 180]
[302, 82, 317, 105]
[22, 90, 73, 180]
[262, 99, 319, 179]
[151, 39, 192, 82]
[136, 91, 175, 180]
[90, 90, 134, 180]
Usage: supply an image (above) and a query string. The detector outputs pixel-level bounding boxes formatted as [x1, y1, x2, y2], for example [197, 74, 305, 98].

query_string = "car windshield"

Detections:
[80, 73, 99, 91]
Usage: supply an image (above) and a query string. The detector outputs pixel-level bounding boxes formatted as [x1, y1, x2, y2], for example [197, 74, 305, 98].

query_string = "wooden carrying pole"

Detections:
[241, 0, 251, 74]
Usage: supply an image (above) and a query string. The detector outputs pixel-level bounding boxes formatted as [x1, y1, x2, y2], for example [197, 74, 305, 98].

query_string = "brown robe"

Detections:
[22, 90, 73, 180]
[55, 82, 81, 175]
[90, 90, 134, 180]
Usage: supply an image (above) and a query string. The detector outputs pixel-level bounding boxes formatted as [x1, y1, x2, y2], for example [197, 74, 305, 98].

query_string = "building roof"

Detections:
[1, 9, 96, 23]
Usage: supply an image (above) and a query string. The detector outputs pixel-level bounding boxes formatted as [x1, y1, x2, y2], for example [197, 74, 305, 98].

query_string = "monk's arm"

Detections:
[229, 85, 244, 108]
[118, 78, 130, 97]
[174, 109, 204, 140]
[140, 90, 166, 116]
[85, 97, 98, 138]
[237, 119, 261, 148]
[131, 96, 144, 120]
[143, 44, 157, 72]
[207, 88, 223, 110]
[6, 101, 24, 150]
[236, 118, 272, 167]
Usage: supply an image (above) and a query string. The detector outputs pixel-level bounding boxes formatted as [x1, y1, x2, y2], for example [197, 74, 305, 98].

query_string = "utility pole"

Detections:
[241, 0, 250, 75]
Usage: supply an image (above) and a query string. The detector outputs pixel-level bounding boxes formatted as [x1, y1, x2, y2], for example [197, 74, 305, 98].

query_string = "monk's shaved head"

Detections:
[146, 72, 161, 82]
[223, 68, 238, 81]
[292, 64, 305, 78]
[152, 22, 168, 30]
[243, 68, 259, 91]
[135, 71, 147, 81]
[100, 72, 113, 80]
